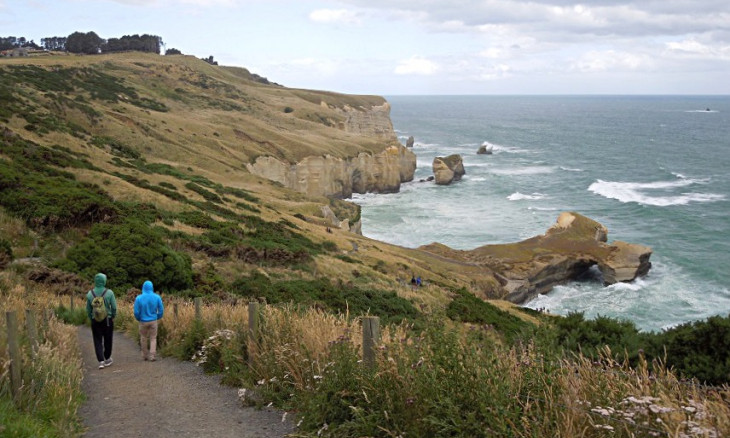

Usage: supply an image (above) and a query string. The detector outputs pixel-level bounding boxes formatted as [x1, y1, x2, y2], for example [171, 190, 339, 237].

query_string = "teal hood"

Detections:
[93, 273, 107, 294]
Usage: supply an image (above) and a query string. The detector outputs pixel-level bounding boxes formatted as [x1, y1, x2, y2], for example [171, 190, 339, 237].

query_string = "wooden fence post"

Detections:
[70, 295, 74, 312]
[6, 311, 22, 402]
[362, 316, 380, 369]
[194, 297, 202, 321]
[173, 303, 179, 319]
[25, 309, 38, 358]
[43, 308, 52, 341]
[247, 301, 259, 367]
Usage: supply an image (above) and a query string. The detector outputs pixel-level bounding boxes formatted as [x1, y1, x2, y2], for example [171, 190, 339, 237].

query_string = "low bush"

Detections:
[446, 288, 534, 343]
[56, 219, 194, 293]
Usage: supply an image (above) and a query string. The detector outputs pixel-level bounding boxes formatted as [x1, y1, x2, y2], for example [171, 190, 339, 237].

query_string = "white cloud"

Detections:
[476, 63, 511, 80]
[288, 57, 341, 76]
[480, 47, 504, 59]
[664, 38, 730, 60]
[394, 56, 439, 75]
[309, 8, 362, 25]
[571, 50, 652, 72]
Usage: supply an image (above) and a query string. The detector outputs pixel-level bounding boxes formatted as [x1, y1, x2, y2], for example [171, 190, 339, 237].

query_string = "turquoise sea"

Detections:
[352, 96, 730, 332]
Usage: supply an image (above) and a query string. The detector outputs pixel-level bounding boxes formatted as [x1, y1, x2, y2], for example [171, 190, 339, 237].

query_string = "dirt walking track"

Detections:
[77, 327, 295, 438]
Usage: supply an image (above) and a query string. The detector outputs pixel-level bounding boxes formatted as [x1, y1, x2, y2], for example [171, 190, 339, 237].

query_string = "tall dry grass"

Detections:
[137, 297, 730, 437]
[0, 271, 84, 437]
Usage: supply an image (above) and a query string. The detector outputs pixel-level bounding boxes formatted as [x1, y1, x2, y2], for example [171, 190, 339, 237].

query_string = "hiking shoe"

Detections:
[150, 357, 156, 362]
[104, 358, 113, 367]
[99, 361, 105, 369]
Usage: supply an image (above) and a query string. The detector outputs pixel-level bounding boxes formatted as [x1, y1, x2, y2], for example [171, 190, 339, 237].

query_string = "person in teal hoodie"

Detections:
[86, 273, 117, 369]
[133, 280, 164, 361]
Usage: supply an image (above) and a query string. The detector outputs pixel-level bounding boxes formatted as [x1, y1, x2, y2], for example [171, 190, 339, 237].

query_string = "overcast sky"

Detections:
[2, 0, 729, 95]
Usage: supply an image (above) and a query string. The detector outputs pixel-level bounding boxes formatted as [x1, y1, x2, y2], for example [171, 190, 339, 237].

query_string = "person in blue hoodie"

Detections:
[133, 280, 164, 361]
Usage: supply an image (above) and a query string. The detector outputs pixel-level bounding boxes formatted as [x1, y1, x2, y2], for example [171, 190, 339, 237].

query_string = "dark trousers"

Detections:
[91, 318, 114, 362]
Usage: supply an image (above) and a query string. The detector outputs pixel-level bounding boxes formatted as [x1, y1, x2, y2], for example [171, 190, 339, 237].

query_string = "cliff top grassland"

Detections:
[4, 51, 730, 437]
[0, 51, 501, 308]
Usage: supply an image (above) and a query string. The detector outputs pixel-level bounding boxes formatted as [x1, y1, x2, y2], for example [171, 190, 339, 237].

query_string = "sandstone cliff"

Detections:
[247, 103, 416, 198]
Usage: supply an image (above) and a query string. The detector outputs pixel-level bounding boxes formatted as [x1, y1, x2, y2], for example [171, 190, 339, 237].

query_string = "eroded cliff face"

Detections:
[246, 102, 416, 198]
[247, 145, 416, 198]
[333, 102, 396, 140]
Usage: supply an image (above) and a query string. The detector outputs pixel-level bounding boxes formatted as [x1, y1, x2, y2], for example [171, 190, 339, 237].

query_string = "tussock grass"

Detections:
[121, 296, 730, 437]
[0, 272, 84, 437]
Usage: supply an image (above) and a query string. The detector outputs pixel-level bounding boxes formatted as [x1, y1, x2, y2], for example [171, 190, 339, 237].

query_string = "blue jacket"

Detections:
[134, 281, 164, 322]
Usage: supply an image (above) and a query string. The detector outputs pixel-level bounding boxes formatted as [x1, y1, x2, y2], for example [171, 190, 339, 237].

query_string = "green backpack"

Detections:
[91, 289, 108, 322]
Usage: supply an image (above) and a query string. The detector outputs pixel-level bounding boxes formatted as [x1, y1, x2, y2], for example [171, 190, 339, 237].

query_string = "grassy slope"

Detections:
[0, 51, 525, 320]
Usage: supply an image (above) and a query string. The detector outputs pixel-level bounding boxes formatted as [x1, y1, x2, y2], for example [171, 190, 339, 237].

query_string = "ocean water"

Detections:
[352, 96, 730, 332]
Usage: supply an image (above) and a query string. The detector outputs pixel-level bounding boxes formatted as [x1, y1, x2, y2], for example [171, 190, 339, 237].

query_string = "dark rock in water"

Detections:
[477, 142, 493, 154]
[406, 136, 415, 147]
[426, 176, 434, 182]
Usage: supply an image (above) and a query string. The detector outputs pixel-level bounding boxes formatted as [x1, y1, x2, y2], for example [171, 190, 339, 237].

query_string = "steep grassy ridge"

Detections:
[0, 51, 501, 321]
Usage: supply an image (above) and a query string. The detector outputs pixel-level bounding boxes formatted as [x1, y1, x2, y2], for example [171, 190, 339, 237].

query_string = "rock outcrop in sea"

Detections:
[419, 212, 652, 304]
[432, 154, 465, 185]
[477, 143, 493, 154]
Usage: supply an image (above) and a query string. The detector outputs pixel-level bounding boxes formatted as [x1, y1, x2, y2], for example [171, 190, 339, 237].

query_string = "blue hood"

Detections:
[142, 280, 154, 294]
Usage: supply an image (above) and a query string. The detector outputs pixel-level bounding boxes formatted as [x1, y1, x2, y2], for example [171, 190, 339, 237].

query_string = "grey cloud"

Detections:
[336, 0, 730, 38]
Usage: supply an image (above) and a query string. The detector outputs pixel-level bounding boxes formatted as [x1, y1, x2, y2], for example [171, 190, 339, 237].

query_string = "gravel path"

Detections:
[77, 326, 295, 438]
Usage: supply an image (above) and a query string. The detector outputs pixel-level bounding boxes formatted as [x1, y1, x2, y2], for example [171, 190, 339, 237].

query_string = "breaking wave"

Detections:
[508, 192, 547, 201]
[588, 177, 725, 206]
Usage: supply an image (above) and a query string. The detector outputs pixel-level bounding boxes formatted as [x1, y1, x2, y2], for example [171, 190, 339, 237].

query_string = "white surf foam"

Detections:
[588, 178, 725, 206]
[491, 166, 555, 176]
[507, 192, 546, 201]
[560, 166, 583, 172]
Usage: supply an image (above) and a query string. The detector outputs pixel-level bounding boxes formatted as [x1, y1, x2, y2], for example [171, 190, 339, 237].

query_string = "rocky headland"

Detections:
[419, 212, 652, 304]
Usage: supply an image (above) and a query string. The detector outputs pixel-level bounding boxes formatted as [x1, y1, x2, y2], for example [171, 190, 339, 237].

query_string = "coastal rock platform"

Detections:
[419, 212, 652, 304]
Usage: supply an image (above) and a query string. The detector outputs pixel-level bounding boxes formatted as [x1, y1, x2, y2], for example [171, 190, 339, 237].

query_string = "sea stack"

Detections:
[433, 154, 465, 185]
[477, 142, 493, 154]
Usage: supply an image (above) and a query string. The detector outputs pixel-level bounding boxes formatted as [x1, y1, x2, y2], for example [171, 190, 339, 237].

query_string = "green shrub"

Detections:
[57, 219, 193, 292]
[158, 181, 177, 190]
[91, 136, 140, 159]
[0, 143, 119, 230]
[176, 210, 216, 229]
[166, 318, 207, 360]
[0, 238, 13, 262]
[55, 304, 89, 326]
[185, 182, 223, 204]
[446, 288, 534, 343]
[659, 314, 730, 384]
[550, 311, 648, 364]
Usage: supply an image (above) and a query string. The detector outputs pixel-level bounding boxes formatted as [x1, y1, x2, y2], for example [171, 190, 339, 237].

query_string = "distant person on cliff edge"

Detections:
[86, 272, 117, 369]
[134, 280, 164, 362]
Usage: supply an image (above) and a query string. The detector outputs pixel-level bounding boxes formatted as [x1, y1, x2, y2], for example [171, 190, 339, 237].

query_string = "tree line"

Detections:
[1, 32, 165, 55]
